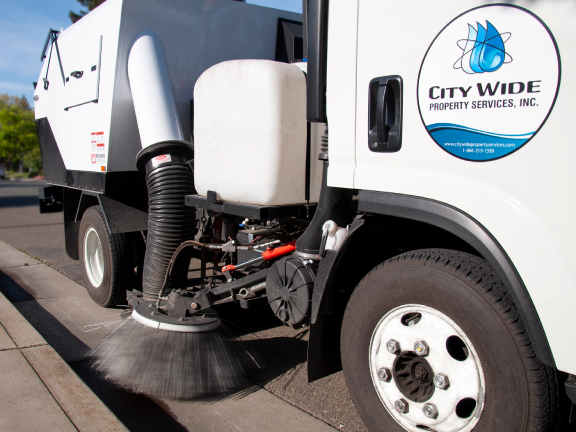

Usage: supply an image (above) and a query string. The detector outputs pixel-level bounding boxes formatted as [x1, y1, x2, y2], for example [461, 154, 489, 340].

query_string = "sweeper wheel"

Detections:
[79, 205, 134, 307]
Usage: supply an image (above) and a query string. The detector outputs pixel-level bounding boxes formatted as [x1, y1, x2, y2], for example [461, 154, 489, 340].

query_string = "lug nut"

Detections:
[394, 398, 408, 414]
[433, 373, 450, 390]
[422, 403, 438, 419]
[414, 341, 429, 356]
[377, 368, 391, 382]
[386, 339, 400, 354]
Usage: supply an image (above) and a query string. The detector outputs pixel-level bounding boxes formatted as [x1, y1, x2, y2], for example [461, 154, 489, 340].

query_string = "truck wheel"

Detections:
[341, 249, 559, 432]
[78, 206, 133, 307]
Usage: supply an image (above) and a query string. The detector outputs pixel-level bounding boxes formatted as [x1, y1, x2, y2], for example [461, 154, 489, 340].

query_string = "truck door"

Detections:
[353, 0, 576, 379]
[63, 35, 102, 110]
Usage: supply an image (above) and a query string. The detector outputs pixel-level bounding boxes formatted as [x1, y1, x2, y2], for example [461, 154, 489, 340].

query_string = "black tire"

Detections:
[128, 231, 146, 292]
[78, 206, 134, 307]
[341, 249, 560, 432]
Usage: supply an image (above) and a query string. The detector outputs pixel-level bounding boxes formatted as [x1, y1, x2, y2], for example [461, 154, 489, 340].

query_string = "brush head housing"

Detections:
[132, 301, 221, 333]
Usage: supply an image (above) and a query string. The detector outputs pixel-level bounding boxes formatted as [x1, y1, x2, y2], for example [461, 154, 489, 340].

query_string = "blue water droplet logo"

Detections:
[454, 21, 512, 74]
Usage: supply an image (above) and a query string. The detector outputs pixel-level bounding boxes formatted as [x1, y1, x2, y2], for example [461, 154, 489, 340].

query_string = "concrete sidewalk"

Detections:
[0, 244, 128, 432]
[0, 239, 339, 432]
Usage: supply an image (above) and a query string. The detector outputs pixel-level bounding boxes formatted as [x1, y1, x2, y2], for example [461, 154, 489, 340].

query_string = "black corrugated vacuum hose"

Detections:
[136, 141, 196, 301]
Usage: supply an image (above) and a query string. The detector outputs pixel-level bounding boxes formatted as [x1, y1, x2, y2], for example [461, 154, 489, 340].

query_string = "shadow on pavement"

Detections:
[212, 300, 311, 389]
[72, 362, 190, 432]
[0, 181, 45, 189]
[0, 223, 62, 230]
[0, 269, 191, 432]
[0, 196, 41, 208]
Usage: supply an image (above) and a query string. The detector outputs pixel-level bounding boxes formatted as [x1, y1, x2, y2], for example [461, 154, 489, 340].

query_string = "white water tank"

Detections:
[194, 60, 308, 206]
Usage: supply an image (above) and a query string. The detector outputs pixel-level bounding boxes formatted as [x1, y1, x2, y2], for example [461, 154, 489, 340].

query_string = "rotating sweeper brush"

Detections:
[85, 17, 314, 399]
[89, 137, 254, 398]
[88, 31, 255, 399]
[90, 294, 252, 399]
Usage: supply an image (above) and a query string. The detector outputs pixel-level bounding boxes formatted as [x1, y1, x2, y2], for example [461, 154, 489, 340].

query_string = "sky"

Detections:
[0, 0, 302, 104]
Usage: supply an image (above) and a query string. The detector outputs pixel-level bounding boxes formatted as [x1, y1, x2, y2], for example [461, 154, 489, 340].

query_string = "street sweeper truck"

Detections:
[34, 0, 576, 430]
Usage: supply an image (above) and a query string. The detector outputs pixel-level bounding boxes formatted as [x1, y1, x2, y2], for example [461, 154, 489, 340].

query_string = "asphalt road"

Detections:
[0, 178, 368, 432]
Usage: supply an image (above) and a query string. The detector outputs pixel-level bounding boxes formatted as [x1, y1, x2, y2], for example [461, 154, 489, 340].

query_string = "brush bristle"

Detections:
[89, 317, 252, 399]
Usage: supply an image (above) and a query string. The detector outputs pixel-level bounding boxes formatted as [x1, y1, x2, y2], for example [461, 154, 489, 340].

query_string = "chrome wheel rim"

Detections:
[84, 227, 104, 287]
[369, 304, 485, 432]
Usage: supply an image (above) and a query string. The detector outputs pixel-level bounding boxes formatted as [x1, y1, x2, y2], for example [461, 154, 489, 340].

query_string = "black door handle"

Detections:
[70, 70, 84, 79]
[376, 84, 388, 143]
[368, 75, 403, 152]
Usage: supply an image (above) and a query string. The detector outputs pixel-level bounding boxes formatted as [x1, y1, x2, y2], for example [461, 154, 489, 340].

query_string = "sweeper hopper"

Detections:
[34, 0, 304, 180]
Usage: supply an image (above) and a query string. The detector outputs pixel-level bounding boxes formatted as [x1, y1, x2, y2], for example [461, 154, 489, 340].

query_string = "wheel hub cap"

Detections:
[84, 227, 104, 287]
[393, 352, 435, 402]
[369, 304, 485, 432]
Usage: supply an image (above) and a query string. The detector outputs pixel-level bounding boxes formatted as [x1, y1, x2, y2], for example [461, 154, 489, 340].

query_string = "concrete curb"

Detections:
[0, 247, 128, 432]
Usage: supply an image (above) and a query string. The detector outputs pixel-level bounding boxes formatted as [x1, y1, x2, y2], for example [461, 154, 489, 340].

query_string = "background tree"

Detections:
[0, 94, 30, 112]
[70, 0, 107, 23]
[0, 94, 41, 175]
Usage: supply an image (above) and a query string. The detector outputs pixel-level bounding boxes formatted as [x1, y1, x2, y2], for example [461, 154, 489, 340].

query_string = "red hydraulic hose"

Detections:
[261, 240, 296, 260]
[221, 240, 297, 273]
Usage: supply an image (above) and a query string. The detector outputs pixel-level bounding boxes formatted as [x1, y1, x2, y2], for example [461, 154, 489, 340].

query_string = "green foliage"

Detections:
[70, 0, 107, 23]
[0, 94, 30, 111]
[0, 94, 41, 174]
[24, 146, 43, 176]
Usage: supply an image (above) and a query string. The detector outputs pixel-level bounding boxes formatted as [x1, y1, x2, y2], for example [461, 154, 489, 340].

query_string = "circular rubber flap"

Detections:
[133, 301, 221, 333]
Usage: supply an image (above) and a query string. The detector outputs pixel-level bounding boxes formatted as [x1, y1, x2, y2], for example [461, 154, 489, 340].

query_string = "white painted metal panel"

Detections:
[352, 0, 576, 373]
[108, 0, 302, 172]
[63, 35, 102, 110]
[34, 0, 302, 174]
[325, 0, 359, 189]
[34, 0, 121, 175]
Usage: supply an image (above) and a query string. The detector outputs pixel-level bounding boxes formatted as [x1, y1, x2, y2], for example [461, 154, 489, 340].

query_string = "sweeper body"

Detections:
[34, 0, 576, 430]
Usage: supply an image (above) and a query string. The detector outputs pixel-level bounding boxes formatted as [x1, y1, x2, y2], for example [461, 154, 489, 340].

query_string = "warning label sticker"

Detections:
[90, 132, 106, 166]
[151, 154, 172, 168]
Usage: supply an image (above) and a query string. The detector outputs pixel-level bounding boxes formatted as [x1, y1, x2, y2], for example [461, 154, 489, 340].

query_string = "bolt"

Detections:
[386, 339, 400, 354]
[372, 141, 378, 148]
[433, 373, 450, 390]
[377, 368, 391, 382]
[414, 341, 429, 356]
[422, 403, 438, 419]
[394, 399, 408, 414]
[190, 302, 200, 310]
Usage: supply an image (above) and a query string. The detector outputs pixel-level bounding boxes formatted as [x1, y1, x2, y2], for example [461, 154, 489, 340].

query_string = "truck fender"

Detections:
[307, 189, 555, 382]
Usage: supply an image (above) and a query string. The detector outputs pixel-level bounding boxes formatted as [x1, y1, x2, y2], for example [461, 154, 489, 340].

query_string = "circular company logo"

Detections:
[417, 5, 560, 161]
